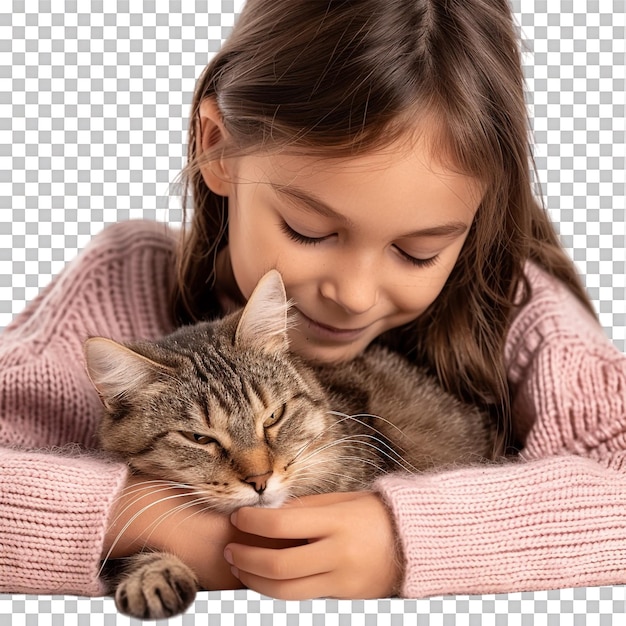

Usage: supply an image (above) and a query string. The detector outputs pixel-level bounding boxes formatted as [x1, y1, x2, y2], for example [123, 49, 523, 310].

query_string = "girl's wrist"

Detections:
[102, 475, 195, 559]
[102, 475, 245, 591]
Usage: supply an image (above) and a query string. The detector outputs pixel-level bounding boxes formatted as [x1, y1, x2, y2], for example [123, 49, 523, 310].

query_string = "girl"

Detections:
[1, 0, 625, 602]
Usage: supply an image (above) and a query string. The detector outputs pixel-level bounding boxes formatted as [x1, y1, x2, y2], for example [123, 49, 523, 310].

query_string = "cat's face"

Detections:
[84, 271, 350, 512]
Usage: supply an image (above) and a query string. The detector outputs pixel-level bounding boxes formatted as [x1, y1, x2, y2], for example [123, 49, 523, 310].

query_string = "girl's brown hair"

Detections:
[173, 0, 595, 449]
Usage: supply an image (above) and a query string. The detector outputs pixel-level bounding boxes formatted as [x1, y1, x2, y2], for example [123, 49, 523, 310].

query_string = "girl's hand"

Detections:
[102, 476, 299, 591]
[224, 491, 403, 600]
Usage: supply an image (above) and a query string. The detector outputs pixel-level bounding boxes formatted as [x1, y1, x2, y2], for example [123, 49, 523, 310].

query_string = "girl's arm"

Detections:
[366, 265, 624, 597]
[0, 447, 128, 595]
[376, 265, 626, 597]
[0, 220, 181, 596]
[375, 454, 626, 597]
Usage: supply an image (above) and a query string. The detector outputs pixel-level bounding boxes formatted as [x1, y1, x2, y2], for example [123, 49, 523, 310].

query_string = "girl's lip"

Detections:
[294, 308, 370, 342]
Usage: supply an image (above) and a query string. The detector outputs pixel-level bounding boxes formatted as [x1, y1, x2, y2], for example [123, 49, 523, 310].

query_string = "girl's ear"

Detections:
[197, 98, 232, 196]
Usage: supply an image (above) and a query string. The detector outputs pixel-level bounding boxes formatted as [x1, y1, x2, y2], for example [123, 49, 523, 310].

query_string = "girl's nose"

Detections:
[319, 263, 379, 315]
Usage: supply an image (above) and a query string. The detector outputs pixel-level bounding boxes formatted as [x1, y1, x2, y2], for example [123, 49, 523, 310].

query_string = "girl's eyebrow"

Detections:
[403, 222, 469, 238]
[269, 182, 470, 239]
[269, 182, 355, 226]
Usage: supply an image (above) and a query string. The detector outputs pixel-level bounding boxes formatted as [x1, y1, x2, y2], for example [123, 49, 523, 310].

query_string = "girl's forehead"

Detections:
[230, 114, 478, 185]
[233, 137, 484, 204]
[230, 137, 484, 226]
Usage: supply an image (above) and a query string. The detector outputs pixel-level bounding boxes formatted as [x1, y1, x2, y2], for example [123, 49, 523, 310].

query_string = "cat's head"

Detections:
[84, 270, 348, 512]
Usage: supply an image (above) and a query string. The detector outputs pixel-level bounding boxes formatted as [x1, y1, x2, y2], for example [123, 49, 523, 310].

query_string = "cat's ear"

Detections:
[84, 337, 169, 409]
[235, 270, 290, 354]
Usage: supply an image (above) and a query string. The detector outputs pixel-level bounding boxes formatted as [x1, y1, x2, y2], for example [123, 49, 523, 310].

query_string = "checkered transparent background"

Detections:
[0, 587, 624, 625]
[0, 0, 625, 622]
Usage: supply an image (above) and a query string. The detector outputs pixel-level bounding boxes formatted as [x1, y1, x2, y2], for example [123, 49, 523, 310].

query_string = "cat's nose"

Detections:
[243, 471, 273, 494]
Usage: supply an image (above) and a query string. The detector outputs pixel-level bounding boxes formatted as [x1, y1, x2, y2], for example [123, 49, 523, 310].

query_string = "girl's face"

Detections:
[219, 137, 483, 363]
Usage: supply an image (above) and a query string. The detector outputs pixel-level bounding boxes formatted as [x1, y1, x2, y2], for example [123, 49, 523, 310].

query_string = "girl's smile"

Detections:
[208, 128, 484, 363]
[294, 307, 372, 344]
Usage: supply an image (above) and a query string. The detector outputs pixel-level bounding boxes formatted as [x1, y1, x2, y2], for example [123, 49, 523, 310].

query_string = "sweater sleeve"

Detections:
[374, 264, 626, 598]
[0, 220, 177, 595]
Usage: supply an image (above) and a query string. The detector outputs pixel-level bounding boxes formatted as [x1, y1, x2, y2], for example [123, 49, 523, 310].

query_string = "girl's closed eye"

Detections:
[394, 248, 440, 268]
[279, 220, 333, 246]
[280, 219, 440, 269]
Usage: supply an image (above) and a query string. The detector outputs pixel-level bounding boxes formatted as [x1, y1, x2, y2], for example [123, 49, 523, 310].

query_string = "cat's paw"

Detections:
[115, 553, 198, 619]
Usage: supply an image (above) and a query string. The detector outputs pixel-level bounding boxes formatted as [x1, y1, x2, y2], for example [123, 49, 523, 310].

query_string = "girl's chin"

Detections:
[288, 336, 371, 364]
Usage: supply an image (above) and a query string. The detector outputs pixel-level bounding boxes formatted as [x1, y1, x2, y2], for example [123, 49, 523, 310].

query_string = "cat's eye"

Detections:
[182, 432, 216, 446]
[263, 404, 286, 428]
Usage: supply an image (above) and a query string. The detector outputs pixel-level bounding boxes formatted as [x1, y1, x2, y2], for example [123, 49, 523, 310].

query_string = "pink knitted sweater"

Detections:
[1, 220, 625, 598]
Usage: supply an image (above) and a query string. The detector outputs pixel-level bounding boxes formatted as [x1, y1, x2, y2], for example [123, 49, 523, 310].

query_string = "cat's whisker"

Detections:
[329, 410, 409, 439]
[99, 488, 208, 577]
[292, 430, 418, 474]
[291, 467, 378, 487]
[293, 453, 387, 477]
[289, 430, 377, 463]
[107, 480, 195, 537]
[139, 495, 221, 549]
[338, 436, 421, 473]
[286, 412, 377, 464]
[288, 410, 412, 469]
[291, 448, 393, 474]
[288, 466, 374, 491]
[328, 410, 417, 459]
[111, 478, 190, 501]
[287, 412, 369, 463]
[288, 432, 332, 465]
[291, 433, 421, 477]
[332, 427, 420, 471]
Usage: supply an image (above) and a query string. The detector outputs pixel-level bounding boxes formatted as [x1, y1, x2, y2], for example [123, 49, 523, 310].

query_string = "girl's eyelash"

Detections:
[280, 220, 439, 268]
[280, 221, 327, 245]
[395, 246, 439, 268]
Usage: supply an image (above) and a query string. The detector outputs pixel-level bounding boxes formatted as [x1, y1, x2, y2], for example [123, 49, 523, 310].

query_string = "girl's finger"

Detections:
[282, 491, 369, 508]
[231, 505, 334, 539]
[225, 540, 333, 581]
[234, 568, 333, 602]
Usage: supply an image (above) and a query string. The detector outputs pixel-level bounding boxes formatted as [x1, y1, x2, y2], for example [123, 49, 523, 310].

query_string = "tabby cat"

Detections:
[84, 269, 497, 619]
